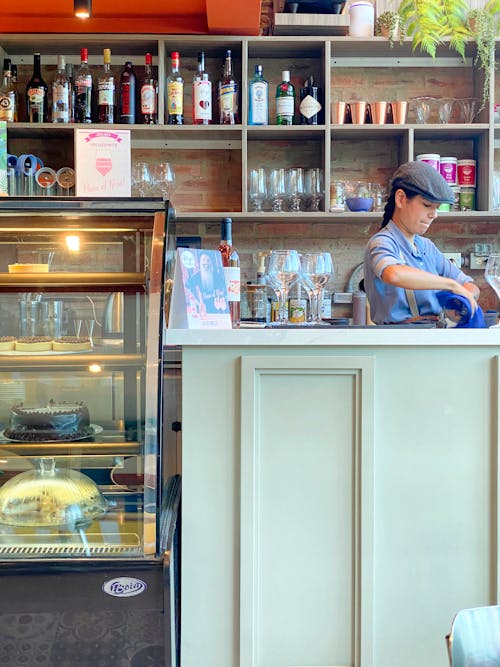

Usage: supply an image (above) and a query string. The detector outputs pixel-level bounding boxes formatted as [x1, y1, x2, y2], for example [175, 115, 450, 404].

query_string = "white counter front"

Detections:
[170, 330, 500, 667]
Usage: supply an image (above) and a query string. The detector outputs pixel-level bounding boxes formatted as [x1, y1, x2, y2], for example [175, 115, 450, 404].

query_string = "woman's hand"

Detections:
[451, 280, 478, 315]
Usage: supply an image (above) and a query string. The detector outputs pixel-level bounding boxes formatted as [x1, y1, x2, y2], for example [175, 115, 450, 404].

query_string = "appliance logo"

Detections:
[102, 577, 147, 598]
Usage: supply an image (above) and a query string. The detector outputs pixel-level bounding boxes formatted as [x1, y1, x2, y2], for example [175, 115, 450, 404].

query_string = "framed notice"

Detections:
[75, 129, 131, 197]
[168, 248, 232, 329]
[0, 122, 6, 196]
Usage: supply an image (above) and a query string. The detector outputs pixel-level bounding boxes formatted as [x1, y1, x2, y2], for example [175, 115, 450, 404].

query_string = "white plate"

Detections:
[0, 348, 93, 356]
[0, 424, 103, 443]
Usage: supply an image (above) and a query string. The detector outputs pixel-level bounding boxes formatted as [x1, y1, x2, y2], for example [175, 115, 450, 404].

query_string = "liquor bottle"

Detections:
[288, 282, 308, 324]
[140, 53, 158, 125]
[65, 62, 76, 123]
[218, 50, 239, 125]
[74, 48, 93, 123]
[119, 61, 136, 124]
[51, 55, 70, 123]
[0, 59, 16, 122]
[275, 70, 295, 126]
[98, 48, 115, 123]
[218, 217, 240, 328]
[167, 52, 184, 125]
[26, 53, 48, 123]
[192, 51, 212, 125]
[248, 64, 268, 126]
[299, 75, 323, 125]
[10, 63, 19, 122]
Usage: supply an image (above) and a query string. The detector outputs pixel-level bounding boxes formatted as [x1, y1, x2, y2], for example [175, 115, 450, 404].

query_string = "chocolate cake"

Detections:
[4, 400, 93, 442]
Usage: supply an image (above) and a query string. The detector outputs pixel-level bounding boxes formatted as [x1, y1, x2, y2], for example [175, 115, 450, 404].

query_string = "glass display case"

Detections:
[0, 198, 172, 559]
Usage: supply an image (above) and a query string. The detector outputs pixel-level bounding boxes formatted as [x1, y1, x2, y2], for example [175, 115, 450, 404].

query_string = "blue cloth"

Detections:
[436, 291, 487, 328]
[364, 220, 475, 324]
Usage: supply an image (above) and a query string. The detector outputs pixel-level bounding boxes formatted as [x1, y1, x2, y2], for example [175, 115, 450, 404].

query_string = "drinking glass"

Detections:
[458, 98, 480, 123]
[304, 168, 324, 211]
[248, 168, 267, 211]
[285, 167, 305, 212]
[131, 162, 153, 197]
[485, 254, 500, 328]
[266, 249, 301, 325]
[413, 96, 433, 124]
[149, 162, 176, 199]
[301, 251, 334, 324]
[268, 168, 286, 212]
[437, 98, 455, 124]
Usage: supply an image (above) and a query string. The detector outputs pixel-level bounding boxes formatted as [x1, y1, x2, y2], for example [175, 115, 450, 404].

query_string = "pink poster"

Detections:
[75, 129, 131, 197]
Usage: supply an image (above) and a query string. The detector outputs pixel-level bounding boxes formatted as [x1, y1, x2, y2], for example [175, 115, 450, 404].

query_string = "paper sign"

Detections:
[168, 248, 232, 329]
[0, 122, 6, 196]
[75, 129, 131, 197]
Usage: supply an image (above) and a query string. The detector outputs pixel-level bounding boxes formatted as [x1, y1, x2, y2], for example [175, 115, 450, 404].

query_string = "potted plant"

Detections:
[467, 0, 500, 110]
[375, 10, 405, 47]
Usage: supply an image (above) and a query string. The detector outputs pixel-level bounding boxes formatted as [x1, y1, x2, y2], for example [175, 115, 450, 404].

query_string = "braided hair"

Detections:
[380, 185, 419, 229]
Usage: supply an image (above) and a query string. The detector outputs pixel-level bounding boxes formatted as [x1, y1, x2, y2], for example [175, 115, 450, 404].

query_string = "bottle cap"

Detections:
[145, 53, 153, 65]
[103, 48, 111, 62]
[80, 48, 88, 61]
[282, 70, 290, 81]
[171, 51, 180, 59]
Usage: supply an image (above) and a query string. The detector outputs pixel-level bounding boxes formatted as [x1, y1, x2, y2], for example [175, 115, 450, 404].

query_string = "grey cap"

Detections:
[390, 160, 455, 204]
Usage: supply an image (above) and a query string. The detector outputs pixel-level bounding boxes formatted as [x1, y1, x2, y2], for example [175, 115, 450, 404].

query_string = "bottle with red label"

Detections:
[26, 53, 48, 123]
[74, 48, 93, 123]
[167, 51, 184, 125]
[192, 51, 212, 125]
[119, 61, 136, 124]
[140, 53, 158, 125]
[218, 217, 240, 328]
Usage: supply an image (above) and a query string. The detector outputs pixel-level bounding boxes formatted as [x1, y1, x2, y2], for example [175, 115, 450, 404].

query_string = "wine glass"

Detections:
[248, 168, 267, 211]
[301, 251, 334, 325]
[485, 254, 500, 328]
[131, 162, 153, 197]
[458, 97, 480, 123]
[266, 250, 301, 325]
[149, 162, 176, 200]
[285, 167, 305, 212]
[304, 168, 324, 212]
[268, 168, 286, 212]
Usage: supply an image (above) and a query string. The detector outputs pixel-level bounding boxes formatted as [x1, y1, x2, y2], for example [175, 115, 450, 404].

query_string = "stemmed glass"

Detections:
[301, 251, 334, 325]
[266, 249, 301, 325]
[268, 168, 286, 212]
[485, 254, 500, 328]
[131, 162, 153, 197]
[437, 98, 455, 124]
[304, 168, 324, 211]
[413, 96, 433, 124]
[149, 162, 176, 200]
[248, 168, 267, 211]
[458, 98, 480, 123]
[285, 168, 305, 212]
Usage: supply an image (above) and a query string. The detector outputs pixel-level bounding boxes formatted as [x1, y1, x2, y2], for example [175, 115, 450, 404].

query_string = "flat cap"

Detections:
[390, 160, 455, 204]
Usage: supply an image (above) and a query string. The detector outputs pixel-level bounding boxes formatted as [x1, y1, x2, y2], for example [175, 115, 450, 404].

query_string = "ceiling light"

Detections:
[74, 0, 92, 19]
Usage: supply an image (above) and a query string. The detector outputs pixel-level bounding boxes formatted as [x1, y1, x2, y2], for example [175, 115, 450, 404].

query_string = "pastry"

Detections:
[0, 336, 16, 351]
[8, 263, 49, 273]
[52, 336, 92, 352]
[4, 400, 93, 442]
[15, 336, 52, 352]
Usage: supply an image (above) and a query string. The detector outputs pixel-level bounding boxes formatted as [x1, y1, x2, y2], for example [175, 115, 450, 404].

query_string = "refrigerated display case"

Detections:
[0, 198, 179, 667]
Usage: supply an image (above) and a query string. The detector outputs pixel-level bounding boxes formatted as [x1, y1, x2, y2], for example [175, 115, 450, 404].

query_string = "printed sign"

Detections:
[75, 129, 131, 197]
[168, 248, 232, 329]
[102, 577, 147, 598]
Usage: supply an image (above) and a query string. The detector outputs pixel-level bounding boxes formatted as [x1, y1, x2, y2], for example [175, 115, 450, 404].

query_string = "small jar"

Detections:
[439, 157, 457, 185]
[349, 1, 375, 37]
[416, 153, 440, 171]
[457, 159, 476, 187]
[459, 186, 475, 211]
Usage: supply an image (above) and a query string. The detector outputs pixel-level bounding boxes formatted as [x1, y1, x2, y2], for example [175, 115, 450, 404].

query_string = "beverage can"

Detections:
[450, 186, 461, 211]
[416, 153, 440, 171]
[457, 159, 476, 187]
[439, 157, 457, 185]
[459, 186, 475, 211]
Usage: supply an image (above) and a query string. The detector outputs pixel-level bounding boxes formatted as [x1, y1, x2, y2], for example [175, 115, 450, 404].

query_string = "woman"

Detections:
[363, 160, 479, 325]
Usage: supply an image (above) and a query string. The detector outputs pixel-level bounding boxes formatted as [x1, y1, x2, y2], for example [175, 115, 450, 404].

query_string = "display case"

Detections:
[0, 198, 181, 667]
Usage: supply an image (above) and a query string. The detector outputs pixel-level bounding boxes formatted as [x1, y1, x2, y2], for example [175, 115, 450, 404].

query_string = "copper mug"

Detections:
[331, 101, 347, 124]
[390, 100, 408, 124]
[349, 101, 368, 124]
[370, 101, 388, 125]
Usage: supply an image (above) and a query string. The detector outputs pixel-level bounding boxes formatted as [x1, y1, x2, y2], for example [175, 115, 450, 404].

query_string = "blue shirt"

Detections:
[364, 220, 474, 324]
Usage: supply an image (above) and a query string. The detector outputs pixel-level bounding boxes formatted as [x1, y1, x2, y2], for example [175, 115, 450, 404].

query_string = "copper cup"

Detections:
[349, 101, 367, 125]
[390, 100, 408, 124]
[331, 101, 347, 124]
[370, 101, 388, 125]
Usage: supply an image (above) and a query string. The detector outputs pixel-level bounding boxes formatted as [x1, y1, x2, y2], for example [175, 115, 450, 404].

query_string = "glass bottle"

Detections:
[0, 59, 16, 123]
[10, 63, 19, 122]
[74, 47, 93, 123]
[26, 52, 48, 123]
[218, 50, 239, 125]
[167, 51, 184, 125]
[140, 53, 158, 125]
[276, 70, 295, 126]
[98, 48, 115, 124]
[192, 51, 212, 125]
[248, 64, 268, 126]
[119, 61, 136, 124]
[65, 62, 76, 123]
[51, 55, 70, 124]
[218, 217, 240, 328]
[299, 75, 323, 125]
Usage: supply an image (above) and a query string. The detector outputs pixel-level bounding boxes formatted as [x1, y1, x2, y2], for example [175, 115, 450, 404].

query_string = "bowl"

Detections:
[346, 196, 373, 212]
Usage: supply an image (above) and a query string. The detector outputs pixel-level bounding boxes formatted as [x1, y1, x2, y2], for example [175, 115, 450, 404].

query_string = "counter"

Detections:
[165, 328, 500, 667]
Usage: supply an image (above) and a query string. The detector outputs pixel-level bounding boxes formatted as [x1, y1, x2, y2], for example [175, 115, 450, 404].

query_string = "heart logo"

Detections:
[199, 101, 209, 109]
[96, 157, 112, 176]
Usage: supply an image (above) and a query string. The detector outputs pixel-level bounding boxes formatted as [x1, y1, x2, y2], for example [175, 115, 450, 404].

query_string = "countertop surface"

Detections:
[163, 327, 500, 347]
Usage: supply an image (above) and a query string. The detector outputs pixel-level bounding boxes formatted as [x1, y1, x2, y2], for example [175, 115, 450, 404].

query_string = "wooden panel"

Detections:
[240, 355, 374, 667]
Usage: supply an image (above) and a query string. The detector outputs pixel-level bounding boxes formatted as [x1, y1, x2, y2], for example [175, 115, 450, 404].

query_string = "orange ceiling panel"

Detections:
[0, 0, 262, 34]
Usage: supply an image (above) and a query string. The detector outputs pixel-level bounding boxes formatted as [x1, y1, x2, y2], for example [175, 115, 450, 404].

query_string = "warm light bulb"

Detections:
[88, 363, 102, 373]
[74, 0, 91, 18]
[65, 235, 80, 251]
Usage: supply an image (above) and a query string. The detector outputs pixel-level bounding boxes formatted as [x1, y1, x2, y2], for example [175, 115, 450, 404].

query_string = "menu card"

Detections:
[168, 248, 232, 329]
[75, 129, 131, 197]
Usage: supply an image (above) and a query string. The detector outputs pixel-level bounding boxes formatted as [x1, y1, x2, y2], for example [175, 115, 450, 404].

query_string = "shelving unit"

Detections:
[1, 34, 499, 223]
